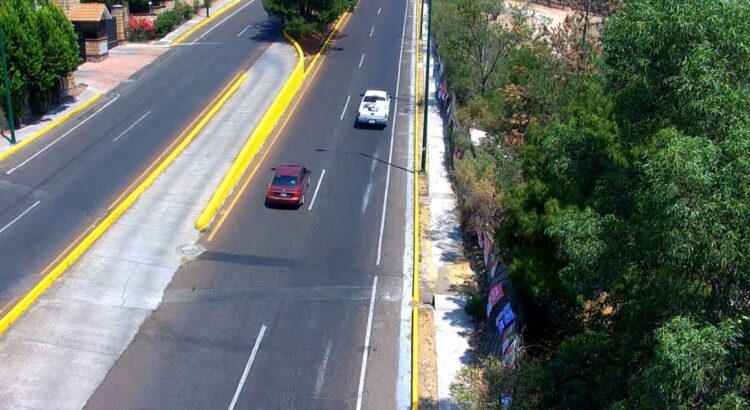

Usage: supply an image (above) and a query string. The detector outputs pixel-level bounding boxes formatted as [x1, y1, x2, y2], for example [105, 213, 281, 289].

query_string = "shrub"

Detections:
[175, 2, 193, 22]
[129, 17, 156, 41]
[464, 294, 485, 322]
[154, 10, 177, 37]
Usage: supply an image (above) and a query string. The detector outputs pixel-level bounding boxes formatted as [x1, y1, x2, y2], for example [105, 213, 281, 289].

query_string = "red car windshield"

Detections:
[272, 175, 299, 187]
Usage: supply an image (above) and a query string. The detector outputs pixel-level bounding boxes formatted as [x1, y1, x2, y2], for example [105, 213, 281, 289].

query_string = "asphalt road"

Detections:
[0, 0, 277, 309]
[85, 0, 414, 408]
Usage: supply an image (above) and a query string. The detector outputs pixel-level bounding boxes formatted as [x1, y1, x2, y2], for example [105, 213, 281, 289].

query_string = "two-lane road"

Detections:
[85, 0, 415, 408]
[0, 0, 278, 311]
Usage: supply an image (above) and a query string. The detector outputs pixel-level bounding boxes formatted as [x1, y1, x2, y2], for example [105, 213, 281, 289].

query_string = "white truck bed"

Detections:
[356, 90, 390, 126]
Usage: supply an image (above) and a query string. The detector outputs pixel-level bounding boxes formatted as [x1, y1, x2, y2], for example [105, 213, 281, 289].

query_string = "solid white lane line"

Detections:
[369, 26, 374, 37]
[375, 0, 409, 266]
[7, 94, 121, 175]
[314, 338, 333, 397]
[359, 53, 365, 68]
[340, 96, 351, 121]
[236, 25, 250, 37]
[0, 200, 41, 237]
[356, 276, 378, 410]
[378, 7, 382, 15]
[113, 111, 151, 142]
[192, 0, 256, 44]
[228, 324, 267, 410]
[308, 168, 326, 210]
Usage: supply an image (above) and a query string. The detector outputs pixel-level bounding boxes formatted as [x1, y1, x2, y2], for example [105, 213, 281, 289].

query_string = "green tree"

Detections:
[433, 0, 509, 97]
[601, 0, 750, 139]
[0, 0, 43, 121]
[621, 317, 746, 409]
[34, 1, 80, 111]
[262, 0, 355, 36]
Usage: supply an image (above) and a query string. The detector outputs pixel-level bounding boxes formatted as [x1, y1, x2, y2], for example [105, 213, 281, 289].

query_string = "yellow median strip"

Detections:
[0, 73, 247, 335]
[171, 0, 244, 45]
[196, 12, 351, 232]
[0, 93, 103, 165]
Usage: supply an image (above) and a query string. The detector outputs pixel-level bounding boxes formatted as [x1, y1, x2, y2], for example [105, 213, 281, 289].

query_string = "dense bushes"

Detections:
[129, 3, 194, 42]
[129, 17, 156, 41]
[0, 0, 79, 124]
[436, 0, 750, 408]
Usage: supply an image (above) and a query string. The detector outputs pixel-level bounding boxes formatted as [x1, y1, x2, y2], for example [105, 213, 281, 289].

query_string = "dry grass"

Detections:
[418, 308, 439, 409]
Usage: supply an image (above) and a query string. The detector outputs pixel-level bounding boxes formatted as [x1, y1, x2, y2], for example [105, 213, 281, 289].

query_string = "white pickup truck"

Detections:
[356, 90, 390, 127]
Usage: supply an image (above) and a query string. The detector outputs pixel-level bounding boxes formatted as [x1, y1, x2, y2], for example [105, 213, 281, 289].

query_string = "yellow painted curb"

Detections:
[195, 13, 349, 231]
[0, 73, 247, 335]
[171, 0, 244, 46]
[0, 93, 103, 164]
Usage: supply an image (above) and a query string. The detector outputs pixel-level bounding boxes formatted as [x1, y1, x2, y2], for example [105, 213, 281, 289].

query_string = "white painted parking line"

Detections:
[228, 323, 267, 410]
[237, 25, 251, 37]
[192, 0, 257, 44]
[308, 168, 326, 210]
[7, 94, 121, 175]
[113, 111, 152, 142]
[340, 96, 351, 121]
[370, 26, 374, 37]
[359, 53, 365, 68]
[356, 276, 378, 410]
[378, 7, 382, 15]
[375, 0, 409, 266]
[0, 200, 41, 237]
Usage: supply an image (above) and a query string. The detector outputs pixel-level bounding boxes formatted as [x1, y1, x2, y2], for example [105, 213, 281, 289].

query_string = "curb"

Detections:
[413, 0, 422, 407]
[0, 93, 103, 164]
[195, 13, 351, 231]
[171, 0, 244, 46]
[0, 73, 247, 335]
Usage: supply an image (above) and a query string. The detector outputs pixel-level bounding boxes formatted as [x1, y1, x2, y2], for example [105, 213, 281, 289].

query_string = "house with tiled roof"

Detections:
[55, 0, 127, 61]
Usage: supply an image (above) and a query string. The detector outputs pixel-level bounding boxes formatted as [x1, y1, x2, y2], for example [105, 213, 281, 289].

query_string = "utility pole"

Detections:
[0, 26, 15, 145]
[420, 0, 431, 172]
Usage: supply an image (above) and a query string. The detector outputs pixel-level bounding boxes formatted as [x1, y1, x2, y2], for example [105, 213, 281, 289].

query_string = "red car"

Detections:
[265, 164, 311, 207]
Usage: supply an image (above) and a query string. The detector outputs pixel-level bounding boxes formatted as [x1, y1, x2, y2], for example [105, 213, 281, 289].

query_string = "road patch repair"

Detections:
[0, 42, 297, 409]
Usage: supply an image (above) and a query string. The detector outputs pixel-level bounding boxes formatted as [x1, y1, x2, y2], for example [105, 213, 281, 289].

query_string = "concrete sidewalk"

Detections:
[158, 0, 243, 46]
[0, 41, 296, 410]
[420, 2, 473, 407]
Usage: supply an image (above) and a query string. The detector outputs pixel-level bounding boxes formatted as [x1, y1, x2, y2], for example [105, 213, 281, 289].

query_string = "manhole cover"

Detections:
[177, 243, 205, 257]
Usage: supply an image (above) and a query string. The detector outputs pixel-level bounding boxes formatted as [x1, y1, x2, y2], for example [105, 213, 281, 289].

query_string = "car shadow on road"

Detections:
[316, 148, 413, 173]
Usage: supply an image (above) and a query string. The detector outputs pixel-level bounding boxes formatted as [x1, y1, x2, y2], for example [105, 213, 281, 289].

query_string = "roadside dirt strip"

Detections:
[0, 43, 296, 410]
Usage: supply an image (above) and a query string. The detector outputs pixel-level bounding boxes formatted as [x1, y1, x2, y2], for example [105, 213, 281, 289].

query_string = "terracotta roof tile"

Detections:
[68, 3, 110, 22]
